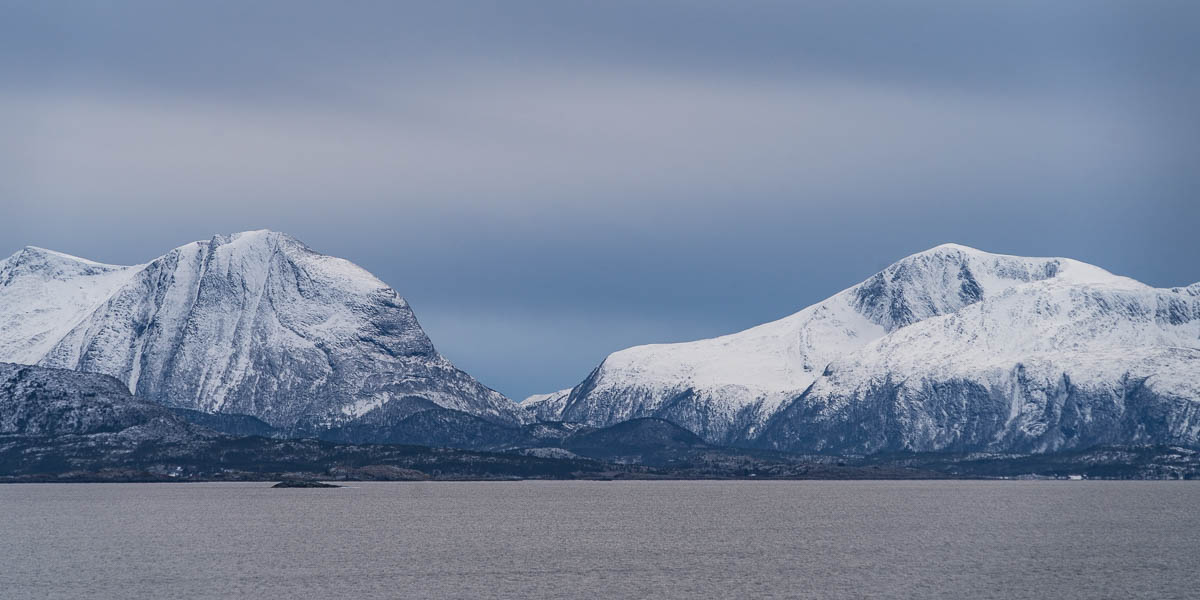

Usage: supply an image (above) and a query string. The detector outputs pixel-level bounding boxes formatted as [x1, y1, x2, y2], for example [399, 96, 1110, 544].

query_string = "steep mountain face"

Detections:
[534, 244, 1200, 453]
[0, 231, 524, 429]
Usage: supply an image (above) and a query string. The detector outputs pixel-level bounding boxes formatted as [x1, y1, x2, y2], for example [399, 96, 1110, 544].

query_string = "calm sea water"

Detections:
[2, 481, 1197, 599]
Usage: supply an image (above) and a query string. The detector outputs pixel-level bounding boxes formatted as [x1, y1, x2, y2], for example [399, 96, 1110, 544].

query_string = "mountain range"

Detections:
[3, 359, 1195, 481]
[2, 232, 1197, 460]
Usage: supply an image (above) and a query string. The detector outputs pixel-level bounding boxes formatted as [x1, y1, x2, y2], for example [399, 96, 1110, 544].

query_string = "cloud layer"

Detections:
[3, 1, 1197, 399]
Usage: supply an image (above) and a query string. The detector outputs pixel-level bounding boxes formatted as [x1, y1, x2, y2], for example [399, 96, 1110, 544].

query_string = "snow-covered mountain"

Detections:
[531, 244, 1200, 453]
[0, 231, 525, 429]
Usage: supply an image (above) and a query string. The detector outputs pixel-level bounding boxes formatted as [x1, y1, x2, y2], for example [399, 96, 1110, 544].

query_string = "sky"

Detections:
[2, 1, 1198, 400]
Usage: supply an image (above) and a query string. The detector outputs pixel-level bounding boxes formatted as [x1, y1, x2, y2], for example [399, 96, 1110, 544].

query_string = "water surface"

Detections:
[3, 481, 1197, 599]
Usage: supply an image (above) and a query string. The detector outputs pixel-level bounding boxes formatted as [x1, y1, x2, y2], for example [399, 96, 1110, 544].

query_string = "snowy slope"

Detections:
[0, 248, 140, 364]
[520, 388, 573, 421]
[760, 269, 1200, 453]
[536, 244, 1200, 451]
[0, 231, 524, 428]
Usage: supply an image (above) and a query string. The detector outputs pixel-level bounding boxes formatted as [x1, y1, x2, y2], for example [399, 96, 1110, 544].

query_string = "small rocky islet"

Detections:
[272, 480, 341, 488]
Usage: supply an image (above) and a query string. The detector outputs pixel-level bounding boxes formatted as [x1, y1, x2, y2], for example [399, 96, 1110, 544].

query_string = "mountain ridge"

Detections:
[530, 243, 1200, 453]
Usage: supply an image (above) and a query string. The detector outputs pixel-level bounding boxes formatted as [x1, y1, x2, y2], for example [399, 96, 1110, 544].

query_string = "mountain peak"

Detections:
[232, 228, 279, 238]
[896, 242, 1037, 269]
[851, 244, 1065, 332]
[922, 242, 984, 254]
[2, 246, 126, 276]
[199, 229, 289, 254]
[209, 229, 292, 247]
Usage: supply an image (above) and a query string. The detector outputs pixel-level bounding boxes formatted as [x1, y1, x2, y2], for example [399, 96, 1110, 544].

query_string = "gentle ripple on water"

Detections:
[1, 480, 1197, 599]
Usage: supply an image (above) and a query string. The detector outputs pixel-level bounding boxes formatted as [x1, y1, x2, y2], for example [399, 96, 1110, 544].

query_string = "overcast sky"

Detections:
[3, 1, 1198, 400]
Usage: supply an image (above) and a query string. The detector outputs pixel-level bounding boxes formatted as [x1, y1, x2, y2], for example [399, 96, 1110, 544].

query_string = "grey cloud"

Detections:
[5, 2, 1198, 94]
[1, 2, 1196, 399]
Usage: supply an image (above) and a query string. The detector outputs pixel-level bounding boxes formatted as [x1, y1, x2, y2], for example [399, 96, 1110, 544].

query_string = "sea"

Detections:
[2, 480, 1196, 599]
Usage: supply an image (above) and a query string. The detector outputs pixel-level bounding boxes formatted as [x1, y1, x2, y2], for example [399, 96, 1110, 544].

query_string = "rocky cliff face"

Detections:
[532, 244, 1200, 453]
[0, 231, 524, 430]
